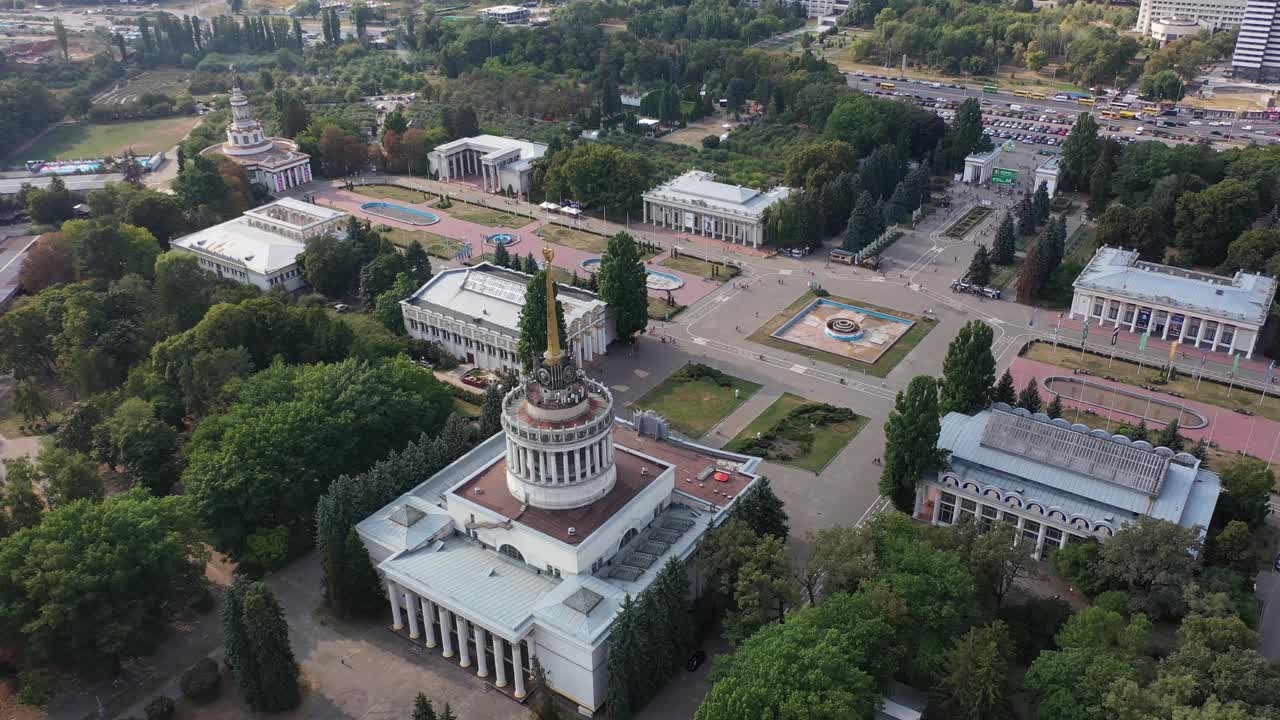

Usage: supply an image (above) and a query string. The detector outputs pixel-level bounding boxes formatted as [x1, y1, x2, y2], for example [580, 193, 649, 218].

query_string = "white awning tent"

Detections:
[539, 202, 561, 212]
[560, 207, 582, 218]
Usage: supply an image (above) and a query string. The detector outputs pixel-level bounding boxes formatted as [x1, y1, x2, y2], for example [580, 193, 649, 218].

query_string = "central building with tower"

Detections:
[357, 248, 762, 715]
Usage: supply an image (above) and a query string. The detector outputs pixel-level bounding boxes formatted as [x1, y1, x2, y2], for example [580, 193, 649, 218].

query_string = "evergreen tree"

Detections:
[884, 181, 912, 225]
[881, 376, 945, 512]
[1045, 394, 1064, 419]
[523, 252, 538, 274]
[597, 233, 648, 343]
[413, 693, 437, 720]
[1015, 240, 1044, 304]
[966, 245, 993, 287]
[1016, 378, 1043, 414]
[1131, 419, 1150, 442]
[240, 580, 301, 711]
[992, 369, 1017, 405]
[992, 213, 1017, 265]
[223, 577, 263, 709]
[492, 241, 511, 269]
[439, 703, 456, 720]
[405, 240, 431, 283]
[842, 191, 877, 251]
[1016, 195, 1036, 236]
[950, 98, 992, 166]
[940, 320, 996, 415]
[1060, 112, 1100, 192]
[479, 381, 503, 438]
[1156, 419, 1185, 451]
[606, 595, 644, 719]
[1032, 182, 1051, 225]
[516, 270, 568, 369]
[1087, 159, 1110, 219]
[340, 527, 381, 614]
[732, 478, 789, 539]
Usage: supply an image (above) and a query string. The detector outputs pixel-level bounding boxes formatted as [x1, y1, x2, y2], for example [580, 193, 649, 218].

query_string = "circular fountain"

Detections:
[485, 232, 519, 247]
[825, 316, 865, 341]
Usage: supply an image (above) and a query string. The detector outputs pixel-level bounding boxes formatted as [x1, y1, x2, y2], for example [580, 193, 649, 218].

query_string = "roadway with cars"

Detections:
[846, 73, 1280, 149]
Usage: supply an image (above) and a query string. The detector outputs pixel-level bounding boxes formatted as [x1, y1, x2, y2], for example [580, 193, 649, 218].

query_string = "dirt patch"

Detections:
[658, 115, 731, 149]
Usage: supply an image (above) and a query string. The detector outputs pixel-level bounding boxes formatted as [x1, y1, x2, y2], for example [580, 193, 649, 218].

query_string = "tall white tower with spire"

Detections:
[222, 79, 275, 157]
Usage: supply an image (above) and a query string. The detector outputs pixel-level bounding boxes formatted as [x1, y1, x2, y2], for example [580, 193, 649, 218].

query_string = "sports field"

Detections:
[20, 117, 201, 161]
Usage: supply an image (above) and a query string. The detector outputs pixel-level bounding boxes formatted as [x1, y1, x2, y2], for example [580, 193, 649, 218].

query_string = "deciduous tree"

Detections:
[940, 320, 996, 415]
[1215, 457, 1273, 528]
[937, 621, 1014, 720]
[39, 445, 103, 508]
[881, 376, 945, 512]
[597, 232, 648, 342]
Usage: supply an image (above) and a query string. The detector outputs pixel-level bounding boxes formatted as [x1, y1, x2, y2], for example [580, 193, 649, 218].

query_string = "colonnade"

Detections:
[506, 432, 615, 486]
[387, 580, 529, 697]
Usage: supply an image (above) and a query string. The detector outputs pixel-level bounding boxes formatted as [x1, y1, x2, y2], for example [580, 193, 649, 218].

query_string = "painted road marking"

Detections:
[790, 364, 806, 374]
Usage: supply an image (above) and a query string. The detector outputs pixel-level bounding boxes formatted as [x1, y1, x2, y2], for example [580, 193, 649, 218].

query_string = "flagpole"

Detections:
[1246, 415, 1259, 456]
[1268, 426, 1280, 465]
[1207, 407, 1220, 447]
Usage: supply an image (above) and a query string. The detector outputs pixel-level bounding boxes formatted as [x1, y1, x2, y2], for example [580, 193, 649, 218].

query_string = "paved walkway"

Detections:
[702, 388, 781, 446]
[1010, 356, 1280, 459]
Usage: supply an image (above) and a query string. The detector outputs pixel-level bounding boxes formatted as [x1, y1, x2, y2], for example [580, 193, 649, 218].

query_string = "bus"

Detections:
[1029, 92, 1048, 101]
[1100, 110, 1120, 120]
[982, 85, 999, 94]
[1118, 110, 1139, 119]
[876, 81, 896, 91]
[1141, 106, 1159, 116]
[1012, 89, 1032, 98]
[1077, 97, 1096, 106]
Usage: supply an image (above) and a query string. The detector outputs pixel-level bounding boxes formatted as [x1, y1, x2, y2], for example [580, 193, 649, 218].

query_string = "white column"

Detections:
[493, 634, 508, 687]
[1034, 524, 1047, 560]
[405, 590, 421, 639]
[1227, 325, 1238, 355]
[513, 641, 527, 698]
[1162, 314, 1173, 340]
[1178, 315, 1189, 343]
[1129, 304, 1139, 332]
[550, 451, 559, 484]
[456, 614, 472, 667]
[1246, 331, 1257, 359]
[420, 596, 437, 648]
[388, 581, 403, 630]
[475, 626, 490, 678]
[1194, 316, 1207, 348]
[1100, 298, 1111, 325]
[439, 606, 455, 658]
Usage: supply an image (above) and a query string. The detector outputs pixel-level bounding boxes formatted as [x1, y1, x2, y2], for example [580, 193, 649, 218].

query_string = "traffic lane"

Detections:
[1259, 561, 1280, 661]
[0, 235, 38, 297]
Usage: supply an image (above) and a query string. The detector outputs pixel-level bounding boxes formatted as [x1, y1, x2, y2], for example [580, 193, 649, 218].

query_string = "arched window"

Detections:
[499, 544, 525, 563]
[620, 528, 638, 549]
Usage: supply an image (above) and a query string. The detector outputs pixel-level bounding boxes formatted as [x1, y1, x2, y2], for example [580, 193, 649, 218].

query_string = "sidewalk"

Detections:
[702, 388, 781, 445]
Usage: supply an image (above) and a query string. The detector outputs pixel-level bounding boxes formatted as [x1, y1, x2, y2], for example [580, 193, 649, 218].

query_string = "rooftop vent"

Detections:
[474, 487, 484, 495]
[568, 526, 577, 536]
[641, 467, 648, 475]
[388, 504, 425, 527]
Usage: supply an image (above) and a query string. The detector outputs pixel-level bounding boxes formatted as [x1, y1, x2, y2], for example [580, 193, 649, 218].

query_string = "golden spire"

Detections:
[542, 246, 564, 366]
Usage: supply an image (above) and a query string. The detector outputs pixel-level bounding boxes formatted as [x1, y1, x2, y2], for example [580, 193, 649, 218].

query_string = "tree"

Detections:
[1016, 195, 1036, 237]
[949, 98, 992, 167]
[26, 176, 75, 226]
[403, 240, 431, 283]
[493, 242, 511, 268]
[1033, 182, 1051, 224]
[1215, 457, 1273, 529]
[173, 154, 234, 221]
[1222, 228, 1280, 274]
[1155, 418, 1185, 452]
[39, 445, 103, 508]
[1046, 394, 1064, 419]
[413, 694, 437, 720]
[516, 270, 567, 370]
[358, 252, 409, 305]
[154, 252, 215, 332]
[937, 622, 1014, 720]
[1209, 520, 1257, 577]
[992, 213, 1017, 265]
[726, 77, 747, 112]
[783, 141, 857, 189]
[940, 320, 996, 415]
[881, 376, 945, 512]
[0, 490, 207, 670]
[1016, 378, 1042, 413]
[301, 234, 362, 297]
[479, 380, 503, 438]
[1097, 517, 1202, 619]
[1140, 70, 1185, 101]
[19, 231, 77, 293]
[2, 457, 45, 531]
[1015, 240, 1044, 304]
[724, 534, 795, 645]
[541, 143, 653, 215]
[54, 18, 69, 60]
[104, 398, 179, 495]
[843, 191, 878, 251]
[966, 245, 993, 288]
[62, 220, 161, 282]
[184, 358, 454, 562]
[1174, 179, 1259, 266]
[1060, 113, 1100, 192]
[230, 580, 301, 711]
[992, 369, 1017, 405]
[12, 380, 50, 425]
[732, 478, 789, 540]
[372, 272, 416, 334]
[126, 192, 186, 248]
[597, 232, 647, 342]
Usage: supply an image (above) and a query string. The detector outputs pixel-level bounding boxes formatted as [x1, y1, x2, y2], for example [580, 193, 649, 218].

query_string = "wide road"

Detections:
[845, 74, 1280, 147]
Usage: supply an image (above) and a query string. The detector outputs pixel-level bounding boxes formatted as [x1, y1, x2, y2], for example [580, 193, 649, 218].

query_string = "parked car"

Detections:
[687, 649, 707, 672]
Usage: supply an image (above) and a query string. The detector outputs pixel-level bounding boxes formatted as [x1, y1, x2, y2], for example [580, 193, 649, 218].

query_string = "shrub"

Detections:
[16, 670, 58, 707]
[144, 695, 175, 720]
[701, 134, 720, 149]
[181, 658, 222, 704]
[190, 587, 215, 614]
[672, 363, 734, 387]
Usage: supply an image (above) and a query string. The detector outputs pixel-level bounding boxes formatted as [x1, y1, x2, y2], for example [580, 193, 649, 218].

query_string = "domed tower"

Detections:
[501, 247, 617, 510]
[222, 78, 274, 157]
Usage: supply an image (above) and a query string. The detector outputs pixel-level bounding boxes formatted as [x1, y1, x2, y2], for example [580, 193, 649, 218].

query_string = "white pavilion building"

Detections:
[201, 80, 313, 193]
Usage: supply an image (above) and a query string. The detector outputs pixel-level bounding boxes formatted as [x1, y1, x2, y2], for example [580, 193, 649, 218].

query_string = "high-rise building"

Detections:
[1232, 0, 1280, 82]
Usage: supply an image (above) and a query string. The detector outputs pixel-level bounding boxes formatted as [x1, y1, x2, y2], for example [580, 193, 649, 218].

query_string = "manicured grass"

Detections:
[442, 201, 534, 229]
[725, 393, 867, 473]
[453, 397, 482, 417]
[631, 364, 761, 439]
[537, 225, 608, 253]
[1021, 342, 1280, 423]
[372, 224, 462, 259]
[20, 117, 200, 160]
[749, 292, 938, 378]
[352, 184, 435, 204]
[648, 295, 685, 321]
[660, 254, 741, 281]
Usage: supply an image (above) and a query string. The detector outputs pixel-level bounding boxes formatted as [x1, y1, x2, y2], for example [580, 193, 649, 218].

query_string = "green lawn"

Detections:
[749, 292, 938, 378]
[442, 201, 534, 229]
[631, 364, 761, 438]
[648, 295, 685, 321]
[19, 117, 201, 160]
[537, 225, 609, 253]
[1022, 341, 1280, 423]
[353, 184, 435, 205]
[725, 393, 867, 473]
[372, 224, 462, 259]
[660, 254, 741, 281]
[453, 397, 482, 417]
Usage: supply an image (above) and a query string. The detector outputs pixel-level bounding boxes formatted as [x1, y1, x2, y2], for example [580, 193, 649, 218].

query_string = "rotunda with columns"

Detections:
[501, 247, 617, 510]
[201, 79, 313, 193]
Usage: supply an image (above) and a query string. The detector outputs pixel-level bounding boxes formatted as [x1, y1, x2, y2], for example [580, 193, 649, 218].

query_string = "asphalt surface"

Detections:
[846, 74, 1280, 148]
[0, 233, 37, 307]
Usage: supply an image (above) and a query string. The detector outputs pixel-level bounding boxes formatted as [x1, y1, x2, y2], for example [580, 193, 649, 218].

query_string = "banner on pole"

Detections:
[1169, 341, 1179, 364]
[1139, 330, 1149, 352]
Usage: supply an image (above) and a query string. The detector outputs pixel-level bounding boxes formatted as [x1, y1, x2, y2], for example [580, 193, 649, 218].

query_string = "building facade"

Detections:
[399, 262, 612, 372]
[1135, 0, 1245, 36]
[742, 0, 847, 18]
[1150, 16, 1214, 43]
[170, 198, 347, 292]
[359, 260, 762, 714]
[641, 170, 790, 249]
[1070, 246, 1277, 359]
[478, 4, 530, 23]
[1232, 0, 1280, 81]
[200, 82, 313, 193]
[914, 405, 1221, 558]
[427, 134, 547, 195]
